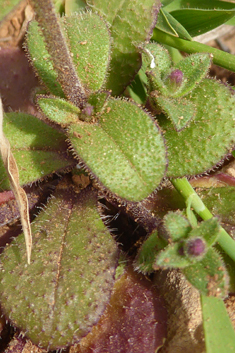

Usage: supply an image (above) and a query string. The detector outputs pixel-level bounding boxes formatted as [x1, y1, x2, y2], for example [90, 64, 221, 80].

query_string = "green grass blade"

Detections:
[201, 294, 235, 353]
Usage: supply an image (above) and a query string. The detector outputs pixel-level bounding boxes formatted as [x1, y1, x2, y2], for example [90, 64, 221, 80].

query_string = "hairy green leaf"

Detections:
[0, 186, 118, 349]
[163, 211, 190, 241]
[61, 13, 111, 92]
[142, 43, 172, 96]
[39, 96, 166, 201]
[154, 95, 195, 131]
[68, 98, 167, 201]
[27, 10, 111, 99]
[183, 248, 228, 297]
[169, 53, 212, 97]
[154, 242, 192, 268]
[26, 20, 65, 97]
[189, 218, 220, 248]
[87, 0, 161, 95]
[134, 230, 167, 274]
[29, 0, 87, 108]
[37, 96, 80, 126]
[0, 112, 74, 190]
[158, 79, 235, 178]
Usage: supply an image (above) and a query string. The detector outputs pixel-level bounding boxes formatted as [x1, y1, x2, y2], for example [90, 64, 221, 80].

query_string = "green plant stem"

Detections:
[153, 28, 235, 73]
[171, 177, 235, 262]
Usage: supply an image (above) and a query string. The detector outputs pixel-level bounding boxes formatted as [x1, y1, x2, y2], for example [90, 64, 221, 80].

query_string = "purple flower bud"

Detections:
[167, 69, 184, 86]
[82, 104, 94, 116]
[186, 238, 206, 257]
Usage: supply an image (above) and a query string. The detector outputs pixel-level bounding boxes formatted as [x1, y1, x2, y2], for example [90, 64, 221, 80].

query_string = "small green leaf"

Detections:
[0, 186, 118, 349]
[144, 45, 211, 99]
[170, 53, 212, 97]
[158, 79, 235, 178]
[183, 248, 228, 297]
[61, 13, 111, 92]
[88, 0, 161, 95]
[37, 96, 80, 126]
[134, 230, 167, 274]
[154, 242, 192, 268]
[142, 43, 172, 95]
[156, 8, 192, 40]
[198, 186, 235, 227]
[0, 112, 74, 190]
[188, 218, 220, 248]
[201, 295, 235, 353]
[26, 20, 65, 98]
[163, 211, 191, 241]
[154, 95, 196, 131]
[87, 91, 110, 115]
[68, 98, 167, 201]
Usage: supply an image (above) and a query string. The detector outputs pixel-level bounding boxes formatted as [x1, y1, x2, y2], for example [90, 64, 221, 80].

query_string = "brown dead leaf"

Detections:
[0, 97, 32, 263]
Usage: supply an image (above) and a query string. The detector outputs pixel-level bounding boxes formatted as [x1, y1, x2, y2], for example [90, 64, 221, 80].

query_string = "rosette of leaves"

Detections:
[142, 42, 235, 178]
[135, 211, 228, 297]
[142, 43, 212, 131]
[0, 185, 119, 349]
[24, 0, 167, 202]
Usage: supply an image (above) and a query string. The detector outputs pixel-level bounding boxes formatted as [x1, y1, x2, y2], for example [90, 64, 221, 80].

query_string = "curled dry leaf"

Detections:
[0, 98, 32, 263]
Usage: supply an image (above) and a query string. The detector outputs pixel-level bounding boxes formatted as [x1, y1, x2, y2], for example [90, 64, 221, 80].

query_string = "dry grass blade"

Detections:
[0, 98, 32, 263]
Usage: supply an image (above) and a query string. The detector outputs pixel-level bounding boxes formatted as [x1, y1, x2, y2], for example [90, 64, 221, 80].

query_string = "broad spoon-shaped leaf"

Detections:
[0, 185, 119, 349]
[37, 96, 167, 201]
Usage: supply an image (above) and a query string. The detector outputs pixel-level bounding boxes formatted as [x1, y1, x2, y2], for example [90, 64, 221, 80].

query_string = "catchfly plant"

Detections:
[1, 0, 235, 352]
